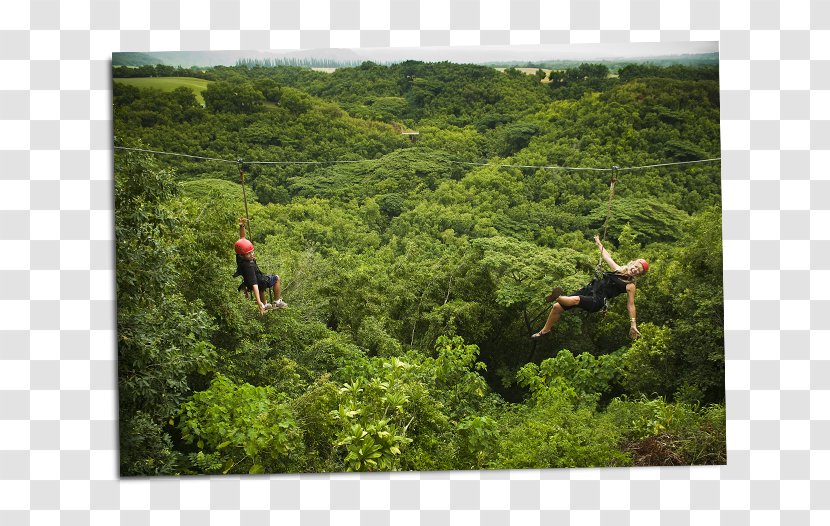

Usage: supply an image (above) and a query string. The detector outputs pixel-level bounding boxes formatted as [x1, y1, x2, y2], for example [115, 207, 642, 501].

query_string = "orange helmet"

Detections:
[234, 238, 254, 255]
[637, 259, 649, 273]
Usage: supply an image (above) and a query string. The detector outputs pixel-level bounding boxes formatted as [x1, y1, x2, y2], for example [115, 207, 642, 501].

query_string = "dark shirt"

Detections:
[235, 254, 264, 288]
[592, 272, 630, 300]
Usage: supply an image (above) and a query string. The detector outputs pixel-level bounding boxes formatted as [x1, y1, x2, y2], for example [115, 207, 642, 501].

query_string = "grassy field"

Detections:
[495, 67, 553, 83]
[114, 77, 210, 105]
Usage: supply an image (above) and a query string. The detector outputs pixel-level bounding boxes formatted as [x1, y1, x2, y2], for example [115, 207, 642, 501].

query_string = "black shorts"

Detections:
[561, 286, 606, 314]
[240, 274, 279, 293]
[562, 295, 606, 313]
[258, 274, 279, 289]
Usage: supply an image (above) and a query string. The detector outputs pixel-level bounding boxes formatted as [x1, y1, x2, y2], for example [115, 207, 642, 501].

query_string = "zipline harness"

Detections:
[595, 166, 619, 279]
[590, 166, 621, 316]
[234, 160, 278, 306]
[530, 165, 622, 327]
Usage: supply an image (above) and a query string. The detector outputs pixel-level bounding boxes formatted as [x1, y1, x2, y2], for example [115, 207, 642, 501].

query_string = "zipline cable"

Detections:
[113, 146, 238, 164]
[113, 146, 367, 166]
[237, 160, 252, 239]
[446, 157, 722, 171]
[113, 145, 720, 173]
[247, 160, 366, 165]
[596, 166, 618, 277]
[446, 160, 609, 171]
[615, 158, 722, 171]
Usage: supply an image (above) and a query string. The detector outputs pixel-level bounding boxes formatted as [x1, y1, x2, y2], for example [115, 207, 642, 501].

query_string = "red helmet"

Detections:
[637, 259, 649, 273]
[234, 238, 254, 255]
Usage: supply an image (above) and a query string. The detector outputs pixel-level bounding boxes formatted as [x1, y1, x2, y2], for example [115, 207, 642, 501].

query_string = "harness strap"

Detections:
[238, 160, 252, 239]
[595, 165, 619, 318]
[595, 166, 619, 278]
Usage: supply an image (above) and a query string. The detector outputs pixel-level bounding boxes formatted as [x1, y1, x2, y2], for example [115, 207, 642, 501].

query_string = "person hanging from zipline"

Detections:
[234, 217, 287, 315]
[531, 234, 648, 340]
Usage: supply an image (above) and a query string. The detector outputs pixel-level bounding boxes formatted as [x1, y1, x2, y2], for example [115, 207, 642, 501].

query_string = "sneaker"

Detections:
[544, 287, 564, 303]
[273, 299, 288, 309]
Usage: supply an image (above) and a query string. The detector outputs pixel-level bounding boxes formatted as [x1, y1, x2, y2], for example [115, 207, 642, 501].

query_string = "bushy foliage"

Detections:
[495, 383, 630, 468]
[178, 374, 304, 474]
[120, 412, 181, 476]
[116, 150, 219, 474]
[518, 348, 624, 404]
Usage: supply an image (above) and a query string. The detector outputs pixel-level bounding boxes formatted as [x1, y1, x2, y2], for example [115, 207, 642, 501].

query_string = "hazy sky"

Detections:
[117, 41, 718, 67]
[341, 42, 719, 63]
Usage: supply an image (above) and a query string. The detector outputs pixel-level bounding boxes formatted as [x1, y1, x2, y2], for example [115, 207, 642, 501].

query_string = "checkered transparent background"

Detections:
[1, 0, 828, 524]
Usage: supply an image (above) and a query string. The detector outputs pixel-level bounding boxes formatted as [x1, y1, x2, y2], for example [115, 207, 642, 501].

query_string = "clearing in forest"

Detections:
[495, 67, 553, 82]
[114, 77, 210, 105]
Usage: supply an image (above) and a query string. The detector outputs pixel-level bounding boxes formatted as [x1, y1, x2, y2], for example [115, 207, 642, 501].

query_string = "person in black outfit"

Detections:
[531, 235, 648, 340]
[234, 218, 286, 315]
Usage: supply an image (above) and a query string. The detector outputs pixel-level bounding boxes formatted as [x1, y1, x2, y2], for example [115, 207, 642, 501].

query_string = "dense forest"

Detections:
[114, 60, 725, 475]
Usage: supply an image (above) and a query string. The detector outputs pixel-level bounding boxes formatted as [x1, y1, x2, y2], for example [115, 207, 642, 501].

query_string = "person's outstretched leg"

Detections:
[532, 295, 580, 338]
[272, 276, 287, 308]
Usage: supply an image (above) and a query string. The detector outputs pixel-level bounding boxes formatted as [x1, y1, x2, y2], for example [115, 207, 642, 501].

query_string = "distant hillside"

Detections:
[113, 49, 719, 70]
[112, 52, 166, 67]
[486, 53, 720, 72]
[113, 49, 366, 68]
